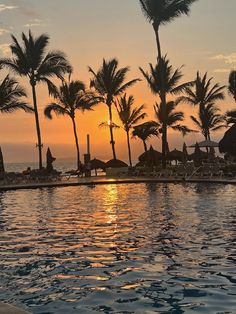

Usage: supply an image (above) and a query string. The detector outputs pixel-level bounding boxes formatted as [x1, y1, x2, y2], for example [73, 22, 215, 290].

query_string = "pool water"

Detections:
[0, 183, 235, 313]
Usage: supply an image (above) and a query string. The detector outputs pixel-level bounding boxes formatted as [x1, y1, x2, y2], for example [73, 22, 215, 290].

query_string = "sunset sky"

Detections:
[0, 0, 236, 163]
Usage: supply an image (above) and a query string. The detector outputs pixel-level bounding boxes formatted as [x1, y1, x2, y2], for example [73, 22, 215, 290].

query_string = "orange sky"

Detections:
[0, 0, 236, 164]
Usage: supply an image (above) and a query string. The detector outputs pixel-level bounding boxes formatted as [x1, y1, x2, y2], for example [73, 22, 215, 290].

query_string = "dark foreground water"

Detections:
[0, 183, 235, 314]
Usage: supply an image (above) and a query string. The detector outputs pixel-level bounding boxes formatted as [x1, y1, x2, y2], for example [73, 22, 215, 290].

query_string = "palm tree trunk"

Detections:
[31, 83, 43, 170]
[108, 104, 117, 160]
[153, 24, 167, 168]
[126, 130, 132, 167]
[143, 140, 147, 152]
[71, 117, 81, 170]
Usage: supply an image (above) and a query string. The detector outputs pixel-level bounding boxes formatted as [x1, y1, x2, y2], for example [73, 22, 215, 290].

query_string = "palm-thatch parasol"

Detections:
[90, 158, 106, 176]
[189, 140, 219, 148]
[189, 143, 208, 165]
[167, 149, 184, 162]
[138, 145, 162, 166]
[0, 147, 5, 173]
[46, 147, 56, 172]
[105, 159, 128, 168]
[219, 124, 236, 156]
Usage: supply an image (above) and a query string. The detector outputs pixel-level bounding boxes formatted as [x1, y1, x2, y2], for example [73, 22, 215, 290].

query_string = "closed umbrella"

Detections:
[46, 147, 56, 172]
[182, 142, 188, 164]
[0, 147, 5, 173]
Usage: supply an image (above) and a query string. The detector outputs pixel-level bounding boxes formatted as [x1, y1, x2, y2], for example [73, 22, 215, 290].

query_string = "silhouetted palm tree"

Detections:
[0, 75, 33, 114]
[44, 80, 100, 169]
[190, 103, 226, 140]
[140, 57, 192, 158]
[139, 0, 197, 59]
[116, 94, 146, 166]
[228, 71, 236, 101]
[139, 0, 197, 166]
[89, 58, 139, 160]
[154, 101, 192, 147]
[132, 121, 159, 152]
[177, 72, 225, 110]
[0, 30, 71, 169]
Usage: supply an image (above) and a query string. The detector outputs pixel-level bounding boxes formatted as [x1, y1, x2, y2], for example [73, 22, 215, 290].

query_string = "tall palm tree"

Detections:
[228, 70, 236, 101]
[115, 94, 146, 166]
[154, 100, 192, 145]
[44, 80, 100, 169]
[140, 57, 192, 160]
[190, 103, 226, 141]
[177, 72, 225, 109]
[132, 121, 159, 152]
[139, 0, 197, 60]
[89, 58, 139, 160]
[0, 75, 33, 114]
[0, 30, 71, 169]
[139, 0, 197, 166]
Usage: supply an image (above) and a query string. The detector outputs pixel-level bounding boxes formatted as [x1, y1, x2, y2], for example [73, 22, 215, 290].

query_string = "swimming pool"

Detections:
[0, 183, 235, 313]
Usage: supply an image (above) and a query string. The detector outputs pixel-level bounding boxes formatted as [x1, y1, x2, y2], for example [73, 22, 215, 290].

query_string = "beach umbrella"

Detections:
[90, 158, 106, 176]
[189, 143, 208, 163]
[46, 147, 56, 172]
[90, 158, 106, 170]
[219, 124, 236, 156]
[167, 149, 184, 162]
[189, 140, 219, 148]
[138, 145, 162, 166]
[105, 159, 128, 168]
[0, 147, 5, 173]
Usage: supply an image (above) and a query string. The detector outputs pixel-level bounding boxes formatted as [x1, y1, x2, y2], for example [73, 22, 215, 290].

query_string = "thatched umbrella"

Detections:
[167, 149, 184, 163]
[0, 147, 5, 173]
[105, 159, 128, 168]
[46, 147, 56, 172]
[90, 158, 106, 176]
[189, 143, 208, 165]
[189, 140, 219, 148]
[138, 145, 162, 167]
[219, 124, 236, 156]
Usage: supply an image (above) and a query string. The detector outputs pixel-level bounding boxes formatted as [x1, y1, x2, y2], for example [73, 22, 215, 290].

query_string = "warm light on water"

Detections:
[0, 183, 236, 313]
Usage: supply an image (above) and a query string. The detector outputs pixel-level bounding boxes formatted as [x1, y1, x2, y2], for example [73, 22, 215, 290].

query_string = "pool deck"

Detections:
[1, 176, 236, 191]
[0, 302, 30, 314]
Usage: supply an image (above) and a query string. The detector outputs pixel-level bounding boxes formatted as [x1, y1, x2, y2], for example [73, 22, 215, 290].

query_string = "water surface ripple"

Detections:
[0, 183, 236, 313]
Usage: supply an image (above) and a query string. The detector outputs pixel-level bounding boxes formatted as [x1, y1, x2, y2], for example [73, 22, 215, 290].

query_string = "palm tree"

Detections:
[115, 94, 146, 166]
[132, 121, 159, 152]
[177, 72, 225, 109]
[44, 80, 100, 169]
[190, 103, 226, 141]
[0, 30, 71, 169]
[0, 75, 33, 114]
[154, 100, 192, 145]
[140, 56, 192, 161]
[139, 0, 197, 165]
[139, 0, 197, 60]
[228, 71, 236, 101]
[88, 58, 139, 160]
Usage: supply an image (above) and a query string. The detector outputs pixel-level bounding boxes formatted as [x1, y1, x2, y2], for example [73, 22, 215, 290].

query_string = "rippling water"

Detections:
[0, 183, 236, 313]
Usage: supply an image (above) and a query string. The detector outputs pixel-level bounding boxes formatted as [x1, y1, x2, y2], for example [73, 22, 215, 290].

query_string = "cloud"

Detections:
[212, 53, 236, 64]
[0, 28, 9, 36]
[0, 4, 17, 12]
[24, 18, 44, 28]
[0, 43, 10, 56]
[214, 68, 231, 74]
